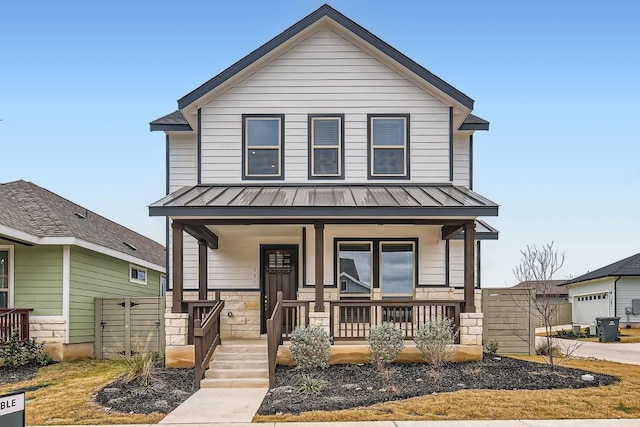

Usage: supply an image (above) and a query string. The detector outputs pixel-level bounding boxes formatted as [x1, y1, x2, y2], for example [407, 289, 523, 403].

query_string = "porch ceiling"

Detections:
[149, 184, 499, 218]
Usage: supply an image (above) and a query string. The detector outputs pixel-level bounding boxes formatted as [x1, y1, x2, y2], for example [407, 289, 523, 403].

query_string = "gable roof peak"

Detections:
[177, 4, 474, 111]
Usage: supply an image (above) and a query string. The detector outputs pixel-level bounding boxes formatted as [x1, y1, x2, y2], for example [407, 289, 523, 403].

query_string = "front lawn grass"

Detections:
[0, 359, 164, 425]
[253, 356, 640, 422]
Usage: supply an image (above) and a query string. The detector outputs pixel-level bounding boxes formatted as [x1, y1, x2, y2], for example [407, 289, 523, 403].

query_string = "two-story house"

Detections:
[149, 5, 499, 384]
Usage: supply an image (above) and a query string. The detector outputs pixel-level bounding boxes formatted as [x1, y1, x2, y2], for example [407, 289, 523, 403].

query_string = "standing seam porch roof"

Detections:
[149, 184, 498, 217]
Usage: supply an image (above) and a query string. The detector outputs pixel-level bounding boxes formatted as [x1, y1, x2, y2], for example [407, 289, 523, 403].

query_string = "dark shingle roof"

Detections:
[459, 114, 489, 131]
[565, 253, 640, 285]
[177, 4, 474, 110]
[149, 110, 193, 132]
[0, 180, 165, 268]
[511, 280, 568, 296]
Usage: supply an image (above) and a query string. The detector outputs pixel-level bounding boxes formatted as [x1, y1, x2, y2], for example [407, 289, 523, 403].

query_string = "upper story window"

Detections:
[308, 115, 344, 179]
[242, 115, 284, 180]
[368, 114, 410, 179]
[130, 265, 147, 285]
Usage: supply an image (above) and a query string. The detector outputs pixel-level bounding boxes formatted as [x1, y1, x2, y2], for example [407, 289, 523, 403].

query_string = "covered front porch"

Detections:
[150, 184, 498, 386]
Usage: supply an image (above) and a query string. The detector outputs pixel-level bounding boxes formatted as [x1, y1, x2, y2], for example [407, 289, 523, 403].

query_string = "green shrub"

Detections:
[289, 325, 331, 370]
[485, 340, 500, 355]
[297, 372, 328, 395]
[0, 328, 51, 369]
[367, 323, 404, 370]
[413, 318, 458, 367]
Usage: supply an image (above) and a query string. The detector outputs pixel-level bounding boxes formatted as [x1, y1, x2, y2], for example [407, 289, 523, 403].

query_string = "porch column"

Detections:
[314, 223, 325, 312]
[463, 221, 476, 313]
[198, 239, 208, 301]
[171, 221, 184, 313]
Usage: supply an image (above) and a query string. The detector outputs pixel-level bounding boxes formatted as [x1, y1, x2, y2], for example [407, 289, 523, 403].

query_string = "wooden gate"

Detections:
[482, 288, 535, 355]
[95, 297, 165, 359]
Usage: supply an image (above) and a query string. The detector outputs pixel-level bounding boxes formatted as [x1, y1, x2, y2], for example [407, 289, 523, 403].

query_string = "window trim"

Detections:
[308, 114, 345, 179]
[367, 114, 410, 179]
[129, 265, 147, 285]
[0, 246, 14, 308]
[242, 114, 285, 180]
[333, 238, 419, 296]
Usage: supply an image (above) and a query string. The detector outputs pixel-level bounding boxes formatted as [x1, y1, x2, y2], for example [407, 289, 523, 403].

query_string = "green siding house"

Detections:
[0, 180, 165, 361]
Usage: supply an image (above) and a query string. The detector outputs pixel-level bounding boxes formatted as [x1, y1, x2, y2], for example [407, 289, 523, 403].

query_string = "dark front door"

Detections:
[261, 246, 298, 333]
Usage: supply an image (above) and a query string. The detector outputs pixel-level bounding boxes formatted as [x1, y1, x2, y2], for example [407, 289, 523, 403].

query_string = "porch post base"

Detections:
[309, 310, 330, 334]
[459, 312, 483, 346]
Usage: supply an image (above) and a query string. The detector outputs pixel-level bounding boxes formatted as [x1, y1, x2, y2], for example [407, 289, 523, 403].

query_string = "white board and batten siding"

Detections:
[199, 29, 452, 184]
[615, 277, 640, 322]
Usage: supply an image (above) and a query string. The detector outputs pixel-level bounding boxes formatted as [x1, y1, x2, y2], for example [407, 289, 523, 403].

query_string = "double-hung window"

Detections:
[0, 249, 11, 308]
[308, 115, 344, 179]
[130, 265, 147, 285]
[368, 114, 409, 178]
[243, 115, 284, 179]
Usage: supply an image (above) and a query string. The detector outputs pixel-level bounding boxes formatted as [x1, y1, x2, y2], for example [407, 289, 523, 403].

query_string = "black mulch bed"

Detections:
[0, 364, 40, 385]
[95, 368, 195, 415]
[257, 354, 618, 415]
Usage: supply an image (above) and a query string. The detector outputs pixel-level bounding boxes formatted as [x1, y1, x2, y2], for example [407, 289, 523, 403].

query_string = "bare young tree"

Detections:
[513, 242, 565, 366]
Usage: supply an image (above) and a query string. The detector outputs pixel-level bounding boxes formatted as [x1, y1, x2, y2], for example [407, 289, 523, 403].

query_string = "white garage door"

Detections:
[573, 292, 609, 324]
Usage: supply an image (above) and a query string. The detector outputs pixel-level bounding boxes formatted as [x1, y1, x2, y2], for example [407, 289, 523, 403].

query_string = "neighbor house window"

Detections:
[243, 115, 284, 179]
[308, 115, 344, 179]
[0, 249, 11, 308]
[368, 115, 409, 178]
[130, 265, 147, 284]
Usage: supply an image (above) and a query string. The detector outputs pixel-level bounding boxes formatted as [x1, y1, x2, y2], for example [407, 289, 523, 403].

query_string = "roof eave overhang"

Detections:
[177, 5, 474, 112]
[150, 206, 498, 218]
[458, 123, 490, 131]
[149, 123, 193, 132]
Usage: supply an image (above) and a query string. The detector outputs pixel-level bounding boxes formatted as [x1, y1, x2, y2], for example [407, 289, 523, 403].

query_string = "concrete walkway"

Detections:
[535, 336, 640, 365]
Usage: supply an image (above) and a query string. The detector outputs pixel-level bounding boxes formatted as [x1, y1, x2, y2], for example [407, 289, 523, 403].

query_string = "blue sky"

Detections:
[1, 0, 639, 287]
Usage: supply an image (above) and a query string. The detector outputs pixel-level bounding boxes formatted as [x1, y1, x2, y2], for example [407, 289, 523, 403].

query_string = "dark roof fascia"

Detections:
[177, 4, 474, 110]
[451, 231, 498, 241]
[565, 274, 639, 286]
[150, 205, 498, 218]
[459, 122, 489, 131]
[149, 123, 193, 132]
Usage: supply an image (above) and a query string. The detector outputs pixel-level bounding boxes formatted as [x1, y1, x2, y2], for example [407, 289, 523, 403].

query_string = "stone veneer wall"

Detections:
[459, 312, 483, 345]
[27, 317, 93, 361]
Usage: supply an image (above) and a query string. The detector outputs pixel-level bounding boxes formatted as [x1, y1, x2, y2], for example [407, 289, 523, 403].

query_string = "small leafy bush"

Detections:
[413, 318, 458, 367]
[297, 372, 328, 395]
[122, 351, 160, 387]
[0, 328, 51, 368]
[289, 325, 331, 370]
[485, 340, 500, 355]
[367, 323, 404, 370]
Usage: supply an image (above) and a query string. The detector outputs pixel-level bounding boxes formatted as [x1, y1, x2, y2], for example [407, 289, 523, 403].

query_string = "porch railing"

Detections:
[281, 300, 310, 341]
[266, 292, 283, 388]
[0, 308, 33, 342]
[193, 299, 224, 389]
[183, 292, 220, 345]
[329, 299, 463, 343]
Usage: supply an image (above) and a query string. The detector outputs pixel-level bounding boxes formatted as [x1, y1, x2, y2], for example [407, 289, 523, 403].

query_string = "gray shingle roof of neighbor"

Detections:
[149, 110, 487, 132]
[176, 4, 475, 111]
[0, 180, 165, 268]
[511, 280, 569, 296]
[564, 253, 640, 285]
[340, 258, 360, 281]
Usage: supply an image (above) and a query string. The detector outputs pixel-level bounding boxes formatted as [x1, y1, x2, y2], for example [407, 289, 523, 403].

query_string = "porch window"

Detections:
[308, 115, 344, 178]
[338, 243, 372, 296]
[243, 115, 284, 179]
[380, 242, 415, 297]
[368, 115, 409, 178]
[0, 250, 8, 308]
[130, 265, 147, 285]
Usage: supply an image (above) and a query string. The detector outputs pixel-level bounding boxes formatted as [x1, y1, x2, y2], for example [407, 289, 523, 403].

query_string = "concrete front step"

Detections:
[206, 368, 269, 379]
[213, 351, 268, 361]
[210, 359, 269, 370]
[200, 377, 270, 388]
[215, 344, 267, 353]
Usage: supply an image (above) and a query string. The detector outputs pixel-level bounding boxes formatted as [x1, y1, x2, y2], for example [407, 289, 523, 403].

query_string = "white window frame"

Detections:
[129, 265, 147, 285]
[309, 115, 343, 178]
[379, 241, 415, 298]
[0, 245, 14, 308]
[243, 115, 284, 179]
[368, 115, 409, 178]
[160, 274, 166, 289]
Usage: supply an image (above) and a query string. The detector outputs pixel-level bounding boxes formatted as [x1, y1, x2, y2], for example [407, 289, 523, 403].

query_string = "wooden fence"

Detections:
[94, 297, 165, 359]
[482, 288, 535, 355]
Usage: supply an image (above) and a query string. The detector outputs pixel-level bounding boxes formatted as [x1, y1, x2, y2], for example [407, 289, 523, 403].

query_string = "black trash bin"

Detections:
[595, 317, 621, 342]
